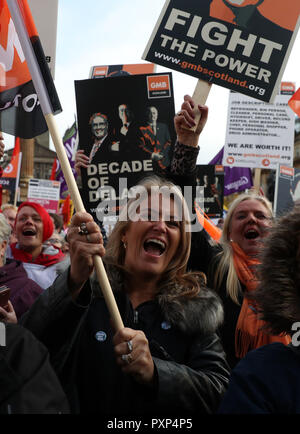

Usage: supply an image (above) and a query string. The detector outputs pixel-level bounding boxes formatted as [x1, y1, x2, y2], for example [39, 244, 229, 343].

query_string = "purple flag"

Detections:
[209, 147, 253, 196]
[51, 121, 78, 199]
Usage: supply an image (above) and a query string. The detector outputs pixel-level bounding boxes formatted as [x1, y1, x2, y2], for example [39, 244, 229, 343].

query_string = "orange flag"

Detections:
[61, 194, 72, 227]
[0, 0, 61, 138]
[194, 202, 222, 242]
[288, 87, 300, 118]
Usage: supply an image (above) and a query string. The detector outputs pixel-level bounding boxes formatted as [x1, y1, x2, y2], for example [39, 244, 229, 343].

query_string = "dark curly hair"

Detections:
[252, 204, 300, 335]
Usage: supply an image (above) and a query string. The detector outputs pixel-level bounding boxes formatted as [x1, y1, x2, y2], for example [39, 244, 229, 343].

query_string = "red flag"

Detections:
[50, 158, 57, 181]
[288, 87, 300, 118]
[11, 136, 20, 157]
[0, 0, 61, 138]
[61, 194, 71, 226]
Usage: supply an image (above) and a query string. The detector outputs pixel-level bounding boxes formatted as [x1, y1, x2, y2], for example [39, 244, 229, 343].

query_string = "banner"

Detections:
[0, 0, 61, 138]
[209, 146, 253, 195]
[195, 164, 224, 218]
[75, 73, 176, 226]
[143, 0, 300, 102]
[50, 121, 78, 199]
[223, 82, 295, 169]
[273, 165, 300, 217]
[89, 63, 156, 79]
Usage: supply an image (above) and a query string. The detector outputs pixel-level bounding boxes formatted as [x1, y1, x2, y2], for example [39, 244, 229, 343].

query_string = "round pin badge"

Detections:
[161, 321, 171, 330]
[95, 331, 107, 342]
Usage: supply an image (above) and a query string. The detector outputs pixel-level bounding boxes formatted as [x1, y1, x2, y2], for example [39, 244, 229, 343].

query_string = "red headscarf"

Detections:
[15, 201, 54, 242]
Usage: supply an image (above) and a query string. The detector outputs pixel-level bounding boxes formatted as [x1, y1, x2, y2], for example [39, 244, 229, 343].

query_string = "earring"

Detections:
[123, 241, 127, 249]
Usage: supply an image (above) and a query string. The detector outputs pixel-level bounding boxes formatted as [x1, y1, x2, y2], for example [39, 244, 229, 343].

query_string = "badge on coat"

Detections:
[95, 331, 107, 341]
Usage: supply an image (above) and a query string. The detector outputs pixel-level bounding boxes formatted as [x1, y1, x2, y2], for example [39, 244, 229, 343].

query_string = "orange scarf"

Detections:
[232, 242, 291, 359]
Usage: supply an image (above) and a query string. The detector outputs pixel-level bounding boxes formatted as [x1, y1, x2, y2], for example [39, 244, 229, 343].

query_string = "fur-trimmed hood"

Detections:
[91, 266, 224, 337]
[157, 284, 224, 336]
[253, 206, 300, 334]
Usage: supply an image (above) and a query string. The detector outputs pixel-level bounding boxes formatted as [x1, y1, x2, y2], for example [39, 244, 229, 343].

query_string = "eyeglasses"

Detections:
[47, 238, 62, 245]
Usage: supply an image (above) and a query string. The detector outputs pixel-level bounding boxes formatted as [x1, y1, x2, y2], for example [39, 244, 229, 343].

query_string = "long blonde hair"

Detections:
[104, 175, 205, 298]
[213, 192, 273, 304]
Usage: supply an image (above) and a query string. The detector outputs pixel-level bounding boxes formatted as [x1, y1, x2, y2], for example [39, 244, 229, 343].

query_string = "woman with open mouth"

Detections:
[170, 95, 291, 369]
[20, 175, 230, 415]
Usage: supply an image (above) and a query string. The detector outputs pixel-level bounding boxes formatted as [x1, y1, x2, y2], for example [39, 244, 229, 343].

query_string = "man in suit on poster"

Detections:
[88, 112, 119, 164]
[138, 105, 172, 173]
[210, 0, 292, 42]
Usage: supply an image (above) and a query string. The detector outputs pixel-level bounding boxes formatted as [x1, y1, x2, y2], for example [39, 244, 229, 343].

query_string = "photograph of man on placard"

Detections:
[138, 105, 172, 173]
[210, 0, 293, 41]
[88, 112, 120, 164]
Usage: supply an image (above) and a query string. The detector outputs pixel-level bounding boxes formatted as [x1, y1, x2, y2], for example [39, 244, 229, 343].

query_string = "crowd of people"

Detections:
[0, 95, 299, 415]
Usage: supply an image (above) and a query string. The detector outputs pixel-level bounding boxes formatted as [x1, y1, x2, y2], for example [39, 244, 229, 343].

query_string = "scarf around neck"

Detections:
[10, 243, 64, 267]
[231, 241, 291, 359]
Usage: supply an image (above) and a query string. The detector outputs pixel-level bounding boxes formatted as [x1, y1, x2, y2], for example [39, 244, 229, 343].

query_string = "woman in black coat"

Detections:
[20, 175, 230, 416]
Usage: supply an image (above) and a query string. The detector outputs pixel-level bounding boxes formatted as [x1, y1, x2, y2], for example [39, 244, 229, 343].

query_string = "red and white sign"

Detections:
[27, 178, 60, 214]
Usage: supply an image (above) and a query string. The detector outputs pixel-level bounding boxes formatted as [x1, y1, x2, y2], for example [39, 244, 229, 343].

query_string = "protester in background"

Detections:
[0, 213, 42, 319]
[170, 95, 291, 368]
[20, 175, 230, 415]
[44, 231, 64, 250]
[1, 204, 18, 244]
[6, 202, 67, 290]
[219, 204, 300, 413]
[44, 230, 69, 256]
[49, 213, 64, 234]
[1, 204, 17, 231]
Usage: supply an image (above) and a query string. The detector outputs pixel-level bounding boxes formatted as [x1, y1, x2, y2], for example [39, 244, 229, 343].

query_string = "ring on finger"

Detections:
[86, 233, 92, 243]
[127, 340, 133, 353]
[176, 111, 184, 116]
[78, 222, 89, 236]
[121, 354, 133, 365]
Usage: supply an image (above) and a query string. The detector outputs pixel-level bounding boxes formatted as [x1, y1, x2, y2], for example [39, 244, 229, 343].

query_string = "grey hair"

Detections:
[0, 213, 12, 242]
[0, 213, 12, 264]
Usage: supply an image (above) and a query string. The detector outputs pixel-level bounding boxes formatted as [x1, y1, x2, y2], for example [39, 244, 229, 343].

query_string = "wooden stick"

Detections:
[254, 168, 261, 192]
[190, 79, 212, 131]
[45, 113, 124, 331]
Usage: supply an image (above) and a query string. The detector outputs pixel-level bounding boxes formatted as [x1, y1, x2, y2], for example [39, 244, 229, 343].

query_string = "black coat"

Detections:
[218, 343, 300, 414]
[188, 229, 244, 369]
[168, 169, 245, 369]
[20, 268, 230, 415]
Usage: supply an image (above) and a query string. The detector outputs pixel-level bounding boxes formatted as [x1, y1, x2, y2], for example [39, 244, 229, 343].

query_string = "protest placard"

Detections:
[75, 73, 176, 226]
[0, 150, 22, 204]
[195, 164, 224, 218]
[89, 63, 156, 79]
[143, 0, 300, 103]
[223, 82, 295, 169]
[27, 178, 60, 214]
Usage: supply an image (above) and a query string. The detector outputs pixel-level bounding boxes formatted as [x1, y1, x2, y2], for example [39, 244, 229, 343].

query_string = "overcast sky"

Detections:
[3, 0, 300, 163]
